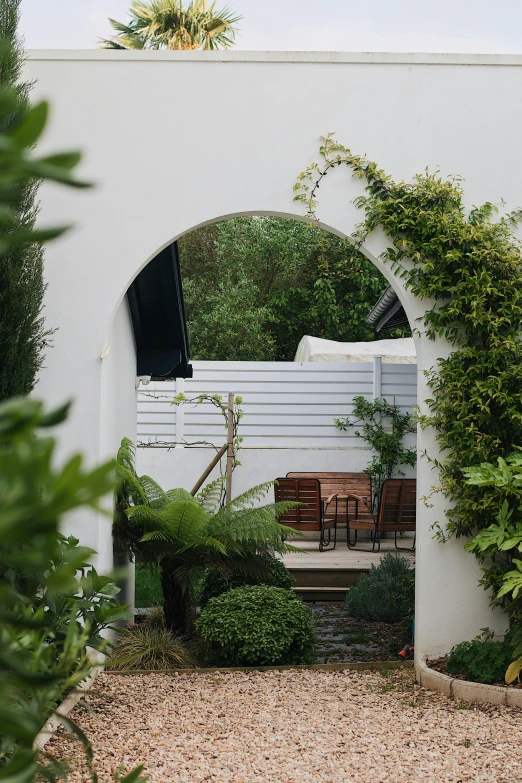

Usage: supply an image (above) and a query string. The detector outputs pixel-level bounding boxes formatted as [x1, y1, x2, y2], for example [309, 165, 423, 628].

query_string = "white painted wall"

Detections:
[25, 50, 518, 657]
[137, 446, 418, 507]
[98, 297, 137, 586]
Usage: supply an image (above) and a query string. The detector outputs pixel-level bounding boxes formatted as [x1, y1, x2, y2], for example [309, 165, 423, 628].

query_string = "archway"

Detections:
[101, 210, 505, 660]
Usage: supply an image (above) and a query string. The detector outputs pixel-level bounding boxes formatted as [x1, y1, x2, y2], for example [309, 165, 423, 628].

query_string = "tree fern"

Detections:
[114, 436, 299, 633]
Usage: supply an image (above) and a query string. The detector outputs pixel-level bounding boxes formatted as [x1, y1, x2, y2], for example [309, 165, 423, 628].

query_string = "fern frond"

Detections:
[222, 482, 274, 511]
[176, 537, 228, 557]
[196, 477, 225, 513]
[116, 463, 149, 506]
[126, 504, 165, 530]
[159, 499, 208, 539]
[166, 487, 194, 503]
[117, 437, 137, 473]
[139, 474, 169, 509]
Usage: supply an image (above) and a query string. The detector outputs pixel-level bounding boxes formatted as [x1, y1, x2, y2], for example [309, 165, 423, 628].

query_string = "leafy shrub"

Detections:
[196, 585, 316, 666]
[199, 553, 294, 607]
[0, 398, 147, 782]
[446, 635, 512, 684]
[107, 623, 195, 671]
[345, 552, 415, 623]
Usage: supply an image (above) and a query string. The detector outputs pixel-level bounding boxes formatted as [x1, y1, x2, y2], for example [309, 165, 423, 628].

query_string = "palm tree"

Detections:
[100, 0, 241, 51]
[114, 439, 298, 633]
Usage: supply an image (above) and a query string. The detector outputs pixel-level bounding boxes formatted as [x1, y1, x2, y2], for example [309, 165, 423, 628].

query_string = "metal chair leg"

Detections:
[394, 530, 416, 552]
[319, 525, 333, 552]
[347, 526, 358, 549]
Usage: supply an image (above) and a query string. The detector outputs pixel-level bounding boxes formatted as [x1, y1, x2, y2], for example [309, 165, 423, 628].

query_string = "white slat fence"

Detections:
[137, 360, 417, 449]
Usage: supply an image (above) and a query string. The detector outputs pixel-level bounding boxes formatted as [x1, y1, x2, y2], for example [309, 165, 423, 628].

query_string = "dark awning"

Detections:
[366, 286, 408, 332]
[127, 241, 193, 379]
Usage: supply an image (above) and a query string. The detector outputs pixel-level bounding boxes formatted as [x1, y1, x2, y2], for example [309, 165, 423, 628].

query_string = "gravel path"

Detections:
[47, 670, 521, 783]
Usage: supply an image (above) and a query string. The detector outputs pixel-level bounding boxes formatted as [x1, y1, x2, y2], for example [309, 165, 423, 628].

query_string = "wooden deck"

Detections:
[283, 538, 415, 570]
[281, 537, 415, 601]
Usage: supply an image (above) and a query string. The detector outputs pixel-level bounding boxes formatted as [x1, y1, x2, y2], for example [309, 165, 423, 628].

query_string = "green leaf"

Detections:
[8, 101, 48, 148]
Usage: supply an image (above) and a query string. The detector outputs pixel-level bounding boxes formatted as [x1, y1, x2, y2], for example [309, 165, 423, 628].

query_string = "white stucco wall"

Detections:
[98, 297, 137, 575]
[25, 50, 520, 657]
[137, 445, 417, 503]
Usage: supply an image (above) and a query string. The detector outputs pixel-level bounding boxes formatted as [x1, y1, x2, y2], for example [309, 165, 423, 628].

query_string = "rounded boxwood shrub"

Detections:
[196, 585, 316, 666]
[446, 637, 512, 684]
[345, 552, 415, 623]
[199, 553, 294, 608]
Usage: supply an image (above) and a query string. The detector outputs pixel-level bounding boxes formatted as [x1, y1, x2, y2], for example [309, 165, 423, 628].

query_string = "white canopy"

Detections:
[294, 335, 416, 364]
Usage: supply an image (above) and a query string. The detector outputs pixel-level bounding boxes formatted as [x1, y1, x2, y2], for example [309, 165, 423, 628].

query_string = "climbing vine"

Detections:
[294, 133, 522, 617]
[335, 396, 416, 508]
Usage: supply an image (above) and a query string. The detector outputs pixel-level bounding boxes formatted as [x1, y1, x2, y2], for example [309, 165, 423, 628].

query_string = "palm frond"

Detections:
[100, 0, 241, 51]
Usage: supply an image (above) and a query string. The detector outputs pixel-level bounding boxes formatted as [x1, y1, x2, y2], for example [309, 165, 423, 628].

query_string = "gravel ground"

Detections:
[46, 669, 521, 783]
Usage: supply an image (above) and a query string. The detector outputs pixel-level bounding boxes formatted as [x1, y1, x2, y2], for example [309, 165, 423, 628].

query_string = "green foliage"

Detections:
[335, 396, 416, 503]
[115, 440, 299, 633]
[199, 553, 294, 607]
[178, 216, 391, 361]
[0, 14, 90, 401]
[135, 563, 163, 607]
[107, 622, 195, 671]
[345, 553, 415, 623]
[101, 0, 241, 50]
[295, 133, 522, 639]
[446, 633, 512, 685]
[0, 398, 146, 782]
[0, 54, 143, 778]
[196, 585, 316, 666]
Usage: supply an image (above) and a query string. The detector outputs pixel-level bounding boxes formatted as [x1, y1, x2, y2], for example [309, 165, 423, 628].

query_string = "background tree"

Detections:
[0, 1, 51, 400]
[178, 216, 403, 361]
[101, 0, 241, 50]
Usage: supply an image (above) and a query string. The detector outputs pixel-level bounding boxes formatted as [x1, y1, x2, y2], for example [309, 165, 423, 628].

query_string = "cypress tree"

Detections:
[0, 0, 51, 400]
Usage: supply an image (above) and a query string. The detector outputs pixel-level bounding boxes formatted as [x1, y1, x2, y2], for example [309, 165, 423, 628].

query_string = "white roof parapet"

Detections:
[26, 50, 522, 66]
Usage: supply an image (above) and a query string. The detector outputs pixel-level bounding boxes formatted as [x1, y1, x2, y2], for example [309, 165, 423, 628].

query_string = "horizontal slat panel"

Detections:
[137, 360, 417, 447]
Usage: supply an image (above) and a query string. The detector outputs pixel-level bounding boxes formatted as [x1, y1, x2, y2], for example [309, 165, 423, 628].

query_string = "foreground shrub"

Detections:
[446, 635, 512, 684]
[107, 623, 195, 671]
[196, 585, 316, 666]
[199, 553, 294, 607]
[345, 552, 415, 623]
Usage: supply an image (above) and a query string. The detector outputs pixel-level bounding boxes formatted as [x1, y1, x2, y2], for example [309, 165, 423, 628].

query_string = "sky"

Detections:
[19, 0, 522, 53]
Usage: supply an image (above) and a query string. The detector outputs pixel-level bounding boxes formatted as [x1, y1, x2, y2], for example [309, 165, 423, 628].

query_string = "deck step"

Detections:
[289, 568, 363, 589]
[292, 586, 349, 602]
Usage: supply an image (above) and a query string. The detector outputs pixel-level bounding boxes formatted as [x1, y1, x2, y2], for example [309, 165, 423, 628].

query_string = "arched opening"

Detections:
[108, 211, 418, 662]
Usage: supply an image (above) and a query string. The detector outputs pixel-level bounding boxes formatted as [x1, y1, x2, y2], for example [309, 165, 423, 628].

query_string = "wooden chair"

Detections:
[286, 472, 372, 536]
[274, 478, 338, 551]
[346, 478, 416, 552]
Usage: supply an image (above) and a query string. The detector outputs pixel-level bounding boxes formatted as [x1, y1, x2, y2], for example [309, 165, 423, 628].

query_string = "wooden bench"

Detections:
[286, 472, 372, 534]
[274, 478, 338, 551]
[347, 478, 416, 552]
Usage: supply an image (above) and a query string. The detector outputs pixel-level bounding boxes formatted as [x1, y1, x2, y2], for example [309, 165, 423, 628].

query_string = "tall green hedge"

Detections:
[0, 1, 50, 400]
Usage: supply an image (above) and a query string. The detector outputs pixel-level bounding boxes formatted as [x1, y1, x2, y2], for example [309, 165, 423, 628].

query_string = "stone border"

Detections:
[105, 660, 414, 676]
[415, 657, 522, 707]
[33, 669, 100, 751]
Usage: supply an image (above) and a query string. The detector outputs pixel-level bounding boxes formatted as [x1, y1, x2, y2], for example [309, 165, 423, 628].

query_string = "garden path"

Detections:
[47, 670, 521, 782]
